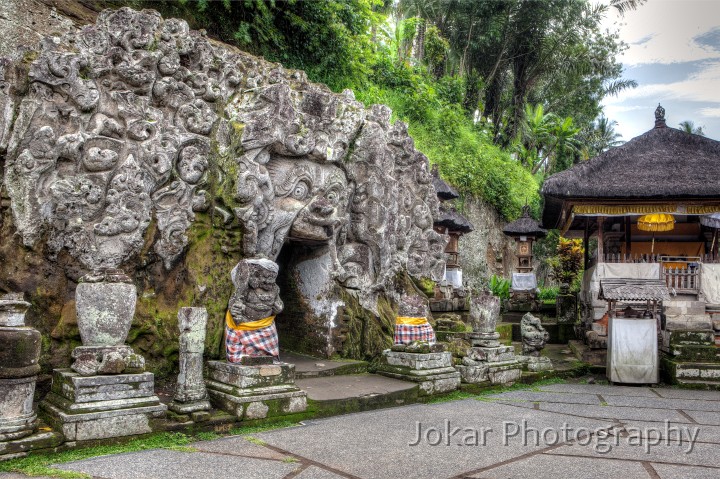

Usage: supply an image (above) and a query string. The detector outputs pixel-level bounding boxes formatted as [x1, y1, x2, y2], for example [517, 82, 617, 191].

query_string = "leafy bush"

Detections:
[489, 275, 511, 300]
[547, 238, 584, 286]
[537, 286, 559, 301]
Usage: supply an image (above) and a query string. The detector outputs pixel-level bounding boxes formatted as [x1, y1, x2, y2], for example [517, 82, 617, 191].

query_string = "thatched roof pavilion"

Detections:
[541, 105, 720, 271]
[504, 205, 547, 238]
[542, 105, 720, 233]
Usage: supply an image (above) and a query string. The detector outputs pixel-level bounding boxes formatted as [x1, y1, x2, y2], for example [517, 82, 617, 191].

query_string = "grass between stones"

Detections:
[0, 421, 299, 478]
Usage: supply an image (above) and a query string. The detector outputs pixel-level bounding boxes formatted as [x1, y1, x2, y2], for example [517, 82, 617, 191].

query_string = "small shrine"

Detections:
[431, 165, 474, 312]
[502, 204, 547, 311]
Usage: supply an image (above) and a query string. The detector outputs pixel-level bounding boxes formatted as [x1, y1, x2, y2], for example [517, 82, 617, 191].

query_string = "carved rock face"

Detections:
[0, 7, 448, 311]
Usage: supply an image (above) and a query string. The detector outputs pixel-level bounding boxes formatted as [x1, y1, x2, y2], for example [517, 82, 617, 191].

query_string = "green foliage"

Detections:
[547, 238, 584, 286]
[489, 274, 511, 300]
[537, 286, 559, 301]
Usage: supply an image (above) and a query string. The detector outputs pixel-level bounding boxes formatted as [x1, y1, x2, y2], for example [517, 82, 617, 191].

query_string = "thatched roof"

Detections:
[503, 205, 547, 237]
[435, 205, 474, 233]
[542, 124, 720, 228]
[598, 279, 671, 301]
[431, 164, 460, 200]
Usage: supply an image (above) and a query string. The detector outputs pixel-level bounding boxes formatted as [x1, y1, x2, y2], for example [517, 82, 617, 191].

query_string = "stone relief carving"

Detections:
[1, 7, 447, 309]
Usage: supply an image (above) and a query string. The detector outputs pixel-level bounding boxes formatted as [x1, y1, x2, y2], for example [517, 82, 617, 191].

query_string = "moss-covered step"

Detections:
[296, 374, 418, 417]
[282, 351, 368, 379]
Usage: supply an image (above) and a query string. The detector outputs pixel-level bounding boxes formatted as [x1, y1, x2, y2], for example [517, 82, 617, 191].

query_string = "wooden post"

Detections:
[597, 216, 605, 263]
[625, 216, 632, 260]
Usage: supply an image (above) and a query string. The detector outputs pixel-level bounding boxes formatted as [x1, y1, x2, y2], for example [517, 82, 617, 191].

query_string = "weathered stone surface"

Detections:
[0, 377, 37, 441]
[0, 6, 452, 369]
[205, 359, 306, 418]
[170, 307, 210, 413]
[70, 345, 144, 376]
[468, 292, 500, 335]
[75, 280, 136, 347]
[520, 312, 549, 356]
[525, 356, 553, 372]
[376, 349, 460, 396]
[41, 369, 166, 441]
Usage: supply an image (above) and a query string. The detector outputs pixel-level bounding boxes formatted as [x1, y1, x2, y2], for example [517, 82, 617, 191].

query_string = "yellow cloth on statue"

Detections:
[395, 316, 429, 326]
[225, 311, 275, 331]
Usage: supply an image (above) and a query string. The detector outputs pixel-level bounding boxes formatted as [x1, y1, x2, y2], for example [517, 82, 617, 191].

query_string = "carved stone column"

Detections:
[169, 307, 211, 414]
[0, 294, 41, 442]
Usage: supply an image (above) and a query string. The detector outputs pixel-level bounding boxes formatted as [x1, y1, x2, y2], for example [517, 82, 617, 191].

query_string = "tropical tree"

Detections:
[678, 120, 705, 136]
[590, 116, 624, 154]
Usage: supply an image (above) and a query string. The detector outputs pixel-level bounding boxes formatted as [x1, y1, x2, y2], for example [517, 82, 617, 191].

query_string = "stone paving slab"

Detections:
[619, 420, 720, 444]
[535, 383, 658, 398]
[679, 409, 720, 426]
[652, 388, 720, 401]
[282, 352, 365, 377]
[255, 400, 614, 479]
[652, 463, 720, 479]
[190, 436, 291, 460]
[296, 374, 415, 401]
[537, 401, 691, 423]
[467, 454, 651, 479]
[294, 466, 348, 479]
[603, 394, 720, 412]
[485, 390, 603, 406]
[55, 449, 297, 479]
[545, 437, 720, 468]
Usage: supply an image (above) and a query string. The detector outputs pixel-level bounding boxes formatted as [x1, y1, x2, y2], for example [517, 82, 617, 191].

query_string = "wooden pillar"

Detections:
[597, 216, 605, 263]
[625, 216, 632, 260]
[583, 217, 590, 270]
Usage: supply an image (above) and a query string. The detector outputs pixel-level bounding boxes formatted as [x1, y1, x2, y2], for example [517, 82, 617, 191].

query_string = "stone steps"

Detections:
[296, 374, 418, 417]
[281, 351, 368, 379]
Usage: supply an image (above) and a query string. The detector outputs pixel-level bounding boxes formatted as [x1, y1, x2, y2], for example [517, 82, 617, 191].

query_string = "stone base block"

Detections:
[207, 360, 296, 389]
[0, 430, 64, 461]
[525, 356, 554, 372]
[466, 346, 515, 363]
[71, 345, 145, 376]
[0, 376, 37, 441]
[381, 351, 453, 370]
[458, 359, 522, 385]
[376, 350, 460, 396]
[40, 369, 166, 441]
[662, 357, 720, 387]
[168, 399, 212, 414]
[205, 361, 307, 420]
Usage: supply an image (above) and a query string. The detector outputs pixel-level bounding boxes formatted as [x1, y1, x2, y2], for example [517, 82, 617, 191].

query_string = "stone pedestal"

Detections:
[169, 308, 211, 414]
[524, 356, 554, 372]
[0, 294, 41, 444]
[556, 293, 577, 324]
[205, 361, 307, 420]
[376, 351, 460, 396]
[40, 370, 166, 441]
[457, 333, 522, 385]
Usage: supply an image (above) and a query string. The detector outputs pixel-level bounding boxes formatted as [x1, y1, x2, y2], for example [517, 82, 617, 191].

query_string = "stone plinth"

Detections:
[376, 351, 460, 396]
[169, 308, 210, 414]
[457, 345, 523, 386]
[525, 356, 554, 372]
[0, 294, 41, 444]
[205, 361, 307, 420]
[40, 369, 166, 441]
[556, 293, 577, 324]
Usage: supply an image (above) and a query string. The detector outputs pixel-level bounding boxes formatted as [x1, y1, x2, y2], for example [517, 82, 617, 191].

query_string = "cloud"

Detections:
[700, 107, 720, 117]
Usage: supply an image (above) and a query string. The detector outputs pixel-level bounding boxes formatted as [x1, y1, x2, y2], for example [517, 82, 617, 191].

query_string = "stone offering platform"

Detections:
[376, 350, 460, 396]
[205, 361, 307, 420]
[30, 381, 720, 479]
[281, 352, 368, 379]
[40, 370, 166, 442]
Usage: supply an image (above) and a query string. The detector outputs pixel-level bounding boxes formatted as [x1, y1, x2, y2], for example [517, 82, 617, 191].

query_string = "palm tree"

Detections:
[678, 120, 705, 136]
[593, 116, 624, 153]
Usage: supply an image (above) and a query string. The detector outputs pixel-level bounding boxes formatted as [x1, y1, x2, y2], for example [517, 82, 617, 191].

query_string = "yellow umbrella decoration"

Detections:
[637, 213, 675, 253]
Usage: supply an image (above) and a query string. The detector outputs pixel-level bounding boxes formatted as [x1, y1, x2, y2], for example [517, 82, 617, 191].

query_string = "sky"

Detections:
[600, 0, 720, 141]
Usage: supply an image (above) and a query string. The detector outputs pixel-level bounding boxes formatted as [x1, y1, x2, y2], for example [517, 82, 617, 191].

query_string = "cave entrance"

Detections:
[274, 241, 338, 359]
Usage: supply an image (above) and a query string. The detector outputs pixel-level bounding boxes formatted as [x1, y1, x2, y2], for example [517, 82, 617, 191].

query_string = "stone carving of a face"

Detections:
[262, 158, 349, 253]
[177, 142, 209, 185]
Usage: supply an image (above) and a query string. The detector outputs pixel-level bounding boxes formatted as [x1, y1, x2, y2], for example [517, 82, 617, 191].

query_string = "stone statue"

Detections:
[393, 294, 436, 347]
[226, 258, 283, 362]
[169, 307, 210, 414]
[521, 312, 550, 356]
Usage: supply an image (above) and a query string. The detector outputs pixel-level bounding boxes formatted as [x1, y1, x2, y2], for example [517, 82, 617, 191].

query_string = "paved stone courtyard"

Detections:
[3, 383, 719, 479]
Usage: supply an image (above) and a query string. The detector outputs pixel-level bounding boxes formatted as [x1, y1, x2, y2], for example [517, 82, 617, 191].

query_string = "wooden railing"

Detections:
[660, 257, 701, 294]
